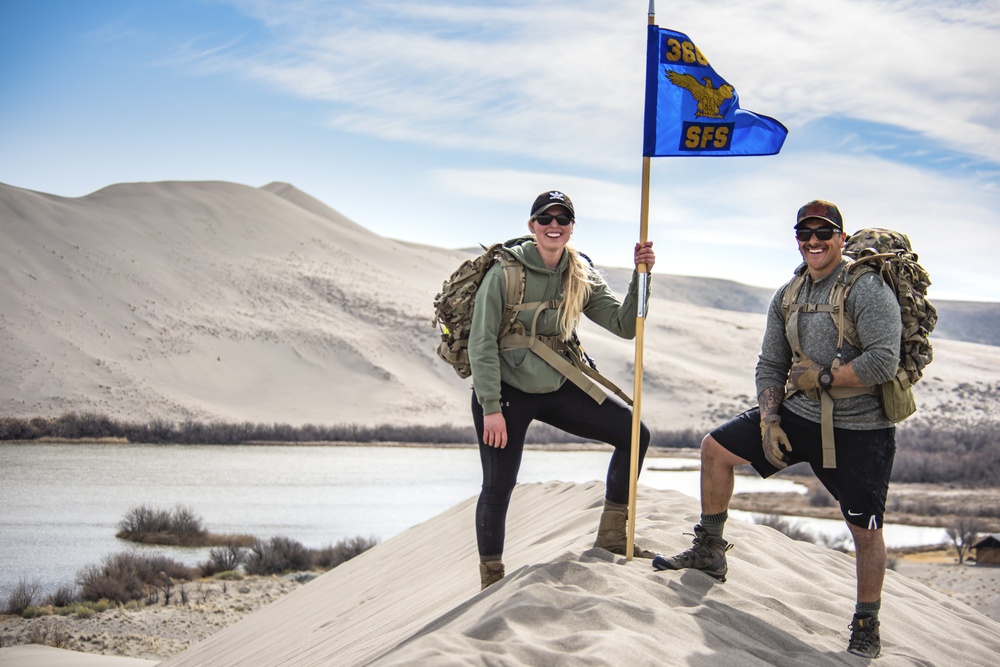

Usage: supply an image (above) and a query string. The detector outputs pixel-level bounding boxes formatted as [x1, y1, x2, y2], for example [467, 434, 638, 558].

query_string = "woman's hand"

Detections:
[634, 241, 655, 272]
[482, 412, 508, 449]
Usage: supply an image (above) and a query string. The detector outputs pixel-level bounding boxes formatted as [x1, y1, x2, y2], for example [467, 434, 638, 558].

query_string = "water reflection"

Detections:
[731, 511, 950, 550]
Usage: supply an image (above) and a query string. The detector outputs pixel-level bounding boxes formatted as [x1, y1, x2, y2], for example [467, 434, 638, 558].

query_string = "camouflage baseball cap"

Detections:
[795, 200, 843, 231]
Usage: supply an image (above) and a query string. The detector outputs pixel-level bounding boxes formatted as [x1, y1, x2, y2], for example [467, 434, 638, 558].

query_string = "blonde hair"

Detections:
[558, 245, 599, 341]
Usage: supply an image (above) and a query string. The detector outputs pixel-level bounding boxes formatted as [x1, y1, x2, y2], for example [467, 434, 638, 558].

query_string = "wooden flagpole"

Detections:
[626, 1, 656, 561]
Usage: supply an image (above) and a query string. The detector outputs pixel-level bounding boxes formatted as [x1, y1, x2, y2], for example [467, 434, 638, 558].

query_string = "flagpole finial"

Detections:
[648, 0, 655, 17]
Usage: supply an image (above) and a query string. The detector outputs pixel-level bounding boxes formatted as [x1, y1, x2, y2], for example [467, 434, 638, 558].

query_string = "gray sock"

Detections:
[701, 511, 728, 539]
[604, 499, 628, 513]
[856, 599, 881, 620]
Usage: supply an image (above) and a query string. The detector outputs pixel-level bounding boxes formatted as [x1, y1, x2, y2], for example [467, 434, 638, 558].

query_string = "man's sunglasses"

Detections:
[795, 227, 840, 242]
[534, 213, 575, 226]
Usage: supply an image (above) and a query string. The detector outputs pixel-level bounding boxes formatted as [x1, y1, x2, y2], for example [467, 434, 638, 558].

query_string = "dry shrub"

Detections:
[169, 506, 207, 540]
[893, 424, 1000, 487]
[77, 552, 194, 604]
[43, 585, 78, 608]
[117, 505, 172, 536]
[245, 536, 311, 575]
[24, 620, 70, 647]
[4, 578, 41, 615]
[202, 541, 248, 576]
[116, 504, 211, 545]
[312, 536, 379, 570]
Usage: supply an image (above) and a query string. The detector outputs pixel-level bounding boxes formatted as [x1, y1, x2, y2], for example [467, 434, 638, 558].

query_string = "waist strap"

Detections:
[499, 301, 632, 406]
[787, 385, 877, 468]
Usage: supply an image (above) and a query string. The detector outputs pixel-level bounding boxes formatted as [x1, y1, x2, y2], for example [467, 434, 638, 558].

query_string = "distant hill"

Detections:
[600, 268, 1000, 347]
[599, 267, 774, 315]
[931, 301, 1000, 347]
[2, 179, 998, 431]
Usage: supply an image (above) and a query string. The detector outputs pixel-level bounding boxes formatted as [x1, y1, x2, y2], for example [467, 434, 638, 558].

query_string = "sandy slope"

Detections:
[147, 484, 1000, 665]
[2, 180, 998, 433]
[2, 553, 998, 664]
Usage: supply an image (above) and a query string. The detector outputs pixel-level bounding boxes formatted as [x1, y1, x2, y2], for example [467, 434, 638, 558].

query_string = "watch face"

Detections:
[820, 369, 833, 389]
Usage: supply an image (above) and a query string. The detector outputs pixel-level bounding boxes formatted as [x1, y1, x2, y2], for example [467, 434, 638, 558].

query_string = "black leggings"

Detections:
[472, 381, 650, 557]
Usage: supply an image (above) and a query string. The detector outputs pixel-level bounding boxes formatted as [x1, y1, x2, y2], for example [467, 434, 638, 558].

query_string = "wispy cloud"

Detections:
[82, 13, 139, 46]
[192, 0, 999, 171]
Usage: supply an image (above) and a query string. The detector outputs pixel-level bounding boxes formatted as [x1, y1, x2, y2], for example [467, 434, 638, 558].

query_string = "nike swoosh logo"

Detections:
[847, 510, 863, 516]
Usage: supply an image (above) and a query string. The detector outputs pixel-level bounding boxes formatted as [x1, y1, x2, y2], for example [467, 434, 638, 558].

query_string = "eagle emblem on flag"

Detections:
[665, 72, 734, 119]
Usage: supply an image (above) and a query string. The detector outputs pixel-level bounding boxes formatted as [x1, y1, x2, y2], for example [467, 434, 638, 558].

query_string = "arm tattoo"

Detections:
[758, 386, 784, 419]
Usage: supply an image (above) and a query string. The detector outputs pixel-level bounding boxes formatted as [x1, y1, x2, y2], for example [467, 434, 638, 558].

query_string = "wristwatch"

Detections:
[819, 366, 834, 391]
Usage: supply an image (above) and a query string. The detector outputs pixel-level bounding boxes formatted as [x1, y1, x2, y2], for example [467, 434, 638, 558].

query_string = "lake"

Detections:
[0, 442, 950, 601]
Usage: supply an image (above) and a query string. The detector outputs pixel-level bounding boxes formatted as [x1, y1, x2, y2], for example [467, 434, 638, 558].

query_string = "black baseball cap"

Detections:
[530, 191, 575, 218]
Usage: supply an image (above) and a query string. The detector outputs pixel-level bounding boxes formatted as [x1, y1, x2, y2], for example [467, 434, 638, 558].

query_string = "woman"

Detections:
[470, 190, 656, 590]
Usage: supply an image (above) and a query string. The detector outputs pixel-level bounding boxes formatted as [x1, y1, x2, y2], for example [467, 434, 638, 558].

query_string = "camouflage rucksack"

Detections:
[432, 237, 530, 379]
[843, 228, 937, 388]
[781, 227, 937, 424]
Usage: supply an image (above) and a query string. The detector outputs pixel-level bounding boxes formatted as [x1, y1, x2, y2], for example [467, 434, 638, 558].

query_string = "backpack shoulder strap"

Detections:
[781, 264, 840, 359]
[835, 257, 883, 353]
[494, 250, 531, 340]
[779, 264, 808, 321]
[497, 253, 523, 309]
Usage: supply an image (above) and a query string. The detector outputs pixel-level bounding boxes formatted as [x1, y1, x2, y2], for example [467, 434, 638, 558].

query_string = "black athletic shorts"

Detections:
[711, 406, 896, 530]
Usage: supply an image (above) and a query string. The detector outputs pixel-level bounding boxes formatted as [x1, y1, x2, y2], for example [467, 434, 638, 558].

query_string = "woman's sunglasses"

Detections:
[795, 227, 840, 242]
[534, 213, 575, 226]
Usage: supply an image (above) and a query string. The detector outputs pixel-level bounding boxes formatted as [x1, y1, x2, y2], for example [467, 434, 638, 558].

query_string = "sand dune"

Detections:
[1, 180, 464, 427]
[161, 483, 1000, 666]
[2, 179, 998, 432]
[6, 482, 996, 666]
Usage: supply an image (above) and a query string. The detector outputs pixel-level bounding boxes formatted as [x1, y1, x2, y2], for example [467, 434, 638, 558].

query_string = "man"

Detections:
[653, 200, 901, 659]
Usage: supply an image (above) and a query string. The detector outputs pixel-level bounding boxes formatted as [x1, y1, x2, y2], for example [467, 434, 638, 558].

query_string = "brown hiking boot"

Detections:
[479, 559, 504, 590]
[652, 524, 732, 581]
[847, 615, 881, 659]
[593, 508, 656, 558]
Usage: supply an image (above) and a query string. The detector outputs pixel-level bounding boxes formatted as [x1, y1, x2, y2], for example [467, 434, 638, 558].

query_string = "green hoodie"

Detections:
[469, 238, 648, 414]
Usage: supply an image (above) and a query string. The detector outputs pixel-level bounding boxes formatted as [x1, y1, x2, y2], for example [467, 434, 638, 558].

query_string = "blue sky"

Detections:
[2, 0, 999, 301]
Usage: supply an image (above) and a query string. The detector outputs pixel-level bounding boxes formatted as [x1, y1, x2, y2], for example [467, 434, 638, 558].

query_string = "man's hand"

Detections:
[788, 356, 825, 391]
[760, 414, 792, 469]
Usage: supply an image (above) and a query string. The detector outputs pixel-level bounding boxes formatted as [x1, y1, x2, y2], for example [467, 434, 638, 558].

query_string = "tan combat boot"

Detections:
[594, 508, 656, 558]
[479, 558, 504, 590]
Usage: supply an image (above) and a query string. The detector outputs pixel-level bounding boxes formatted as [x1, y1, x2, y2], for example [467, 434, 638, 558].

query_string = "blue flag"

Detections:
[643, 26, 787, 157]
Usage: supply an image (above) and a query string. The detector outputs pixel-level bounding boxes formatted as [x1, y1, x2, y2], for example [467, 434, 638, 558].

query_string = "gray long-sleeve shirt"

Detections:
[756, 260, 901, 430]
